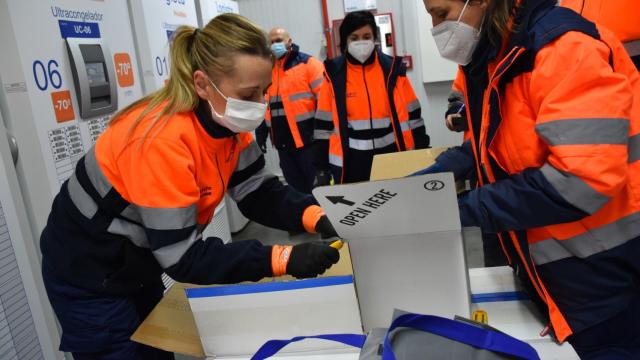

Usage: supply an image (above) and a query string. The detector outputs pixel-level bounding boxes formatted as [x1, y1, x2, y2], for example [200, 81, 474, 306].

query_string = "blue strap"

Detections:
[382, 314, 540, 360]
[251, 333, 366, 360]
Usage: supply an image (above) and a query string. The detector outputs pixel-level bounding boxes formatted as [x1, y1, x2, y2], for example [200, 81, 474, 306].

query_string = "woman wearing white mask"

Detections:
[39, 14, 340, 359]
[417, 0, 640, 358]
[313, 11, 430, 185]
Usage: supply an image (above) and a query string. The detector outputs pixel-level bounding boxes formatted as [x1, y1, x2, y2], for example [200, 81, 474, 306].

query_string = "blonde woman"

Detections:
[40, 14, 339, 359]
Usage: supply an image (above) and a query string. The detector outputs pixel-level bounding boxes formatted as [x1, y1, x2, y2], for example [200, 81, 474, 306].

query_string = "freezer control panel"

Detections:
[65, 38, 117, 118]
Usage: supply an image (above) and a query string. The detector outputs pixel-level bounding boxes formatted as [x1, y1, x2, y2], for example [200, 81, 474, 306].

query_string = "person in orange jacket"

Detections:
[313, 11, 430, 185]
[417, 0, 640, 358]
[39, 14, 339, 359]
[447, 71, 510, 268]
[561, 0, 640, 69]
[255, 27, 325, 194]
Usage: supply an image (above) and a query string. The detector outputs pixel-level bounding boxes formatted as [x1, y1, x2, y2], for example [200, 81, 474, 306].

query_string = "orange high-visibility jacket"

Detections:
[314, 50, 430, 183]
[436, 2, 640, 341]
[257, 44, 324, 150]
[561, 0, 640, 43]
[40, 102, 324, 294]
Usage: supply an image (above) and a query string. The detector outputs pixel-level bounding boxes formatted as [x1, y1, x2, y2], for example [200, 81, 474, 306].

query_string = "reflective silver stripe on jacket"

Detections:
[67, 172, 98, 219]
[540, 163, 610, 215]
[536, 118, 629, 146]
[85, 147, 112, 197]
[329, 154, 343, 167]
[228, 167, 276, 202]
[314, 129, 333, 140]
[628, 134, 640, 163]
[315, 110, 333, 122]
[235, 142, 263, 172]
[409, 118, 424, 129]
[310, 78, 323, 90]
[530, 211, 640, 265]
[107, 218, 149, 248]
[136, 204, 198, 231]
[152, 229, 201, 269]
[313, 129, 333, 140]
[296, 111, 315, 122]
[407, 99, 420, 113]
[348, 133, 396, 151]
[624, 39, 640, 57]
[348, 118, 391, 131]
[289, 92, 314, 101]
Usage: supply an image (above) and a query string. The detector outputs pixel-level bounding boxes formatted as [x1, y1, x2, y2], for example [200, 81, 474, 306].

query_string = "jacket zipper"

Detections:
[479, 47, 522, 178]
[362, 64, 375, 150]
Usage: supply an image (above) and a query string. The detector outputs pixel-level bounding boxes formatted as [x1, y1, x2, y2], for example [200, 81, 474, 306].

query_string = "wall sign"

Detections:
[344, 0, 376, 13]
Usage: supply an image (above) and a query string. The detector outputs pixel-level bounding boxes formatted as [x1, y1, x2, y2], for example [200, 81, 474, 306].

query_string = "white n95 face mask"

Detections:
[207, 79, 267, 133]
[348, 40, 375, 64]
[431, 0, 482, 66]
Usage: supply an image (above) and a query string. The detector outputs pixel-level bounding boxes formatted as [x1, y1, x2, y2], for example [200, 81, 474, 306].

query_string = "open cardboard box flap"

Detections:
[370, 147, 447, 180]
[132, 245, 355, 358]
[312, 147, 470, 330]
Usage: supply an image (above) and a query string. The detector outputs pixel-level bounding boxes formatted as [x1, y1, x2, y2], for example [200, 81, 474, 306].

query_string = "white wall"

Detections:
[238, 0, 463, 148]
[237, 0, 326, 59]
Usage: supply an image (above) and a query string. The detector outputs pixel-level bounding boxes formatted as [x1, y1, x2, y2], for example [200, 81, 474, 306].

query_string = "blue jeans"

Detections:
[42, 266, 174, 360]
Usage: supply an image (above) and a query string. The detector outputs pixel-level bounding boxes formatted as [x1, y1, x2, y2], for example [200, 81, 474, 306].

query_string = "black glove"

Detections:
[445, 101, 468, 132]
[315, 215, 338, 239]
[313, 170, 332, 187]
[286, 242, 340, 279]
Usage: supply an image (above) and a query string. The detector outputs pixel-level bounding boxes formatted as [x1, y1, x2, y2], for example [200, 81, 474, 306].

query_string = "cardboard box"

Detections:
[369, 147, 448, 180]
[312, 149, 471, 331]
[186, 275, 362, 357]
[131, 281, 205, 357]
[132, 245, 361, 358]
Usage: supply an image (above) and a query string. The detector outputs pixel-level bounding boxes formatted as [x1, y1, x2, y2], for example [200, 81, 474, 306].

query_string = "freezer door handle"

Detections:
[6, 132, 18, 164]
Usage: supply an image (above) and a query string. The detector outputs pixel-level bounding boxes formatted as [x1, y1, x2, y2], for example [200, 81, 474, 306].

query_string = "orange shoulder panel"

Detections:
[95, 103, 200, 208]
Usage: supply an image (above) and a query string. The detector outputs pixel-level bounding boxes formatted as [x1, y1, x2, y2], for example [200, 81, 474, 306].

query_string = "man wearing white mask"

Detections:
[313, 11, 430, 185]
[255, 27, 324, 195]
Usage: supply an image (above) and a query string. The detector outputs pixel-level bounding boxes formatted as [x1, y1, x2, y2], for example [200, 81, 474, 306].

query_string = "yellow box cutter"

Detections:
[329, 239, 344, 250]
[472, 310, 489, 324]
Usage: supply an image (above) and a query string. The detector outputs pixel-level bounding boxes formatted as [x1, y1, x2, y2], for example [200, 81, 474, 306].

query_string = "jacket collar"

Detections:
[507, 0, 560, 50]
[463, 0, 558, 75]
[281, 43, 300, 70]
[194, 100, 236, 139]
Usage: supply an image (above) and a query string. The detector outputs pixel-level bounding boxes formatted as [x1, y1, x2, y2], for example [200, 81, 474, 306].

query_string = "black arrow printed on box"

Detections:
[326, 196, 355, 206]
[339, 189, 397, 226]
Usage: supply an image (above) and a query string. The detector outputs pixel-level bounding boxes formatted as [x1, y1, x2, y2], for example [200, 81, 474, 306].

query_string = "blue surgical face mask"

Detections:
[271, 42, 288, 59]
